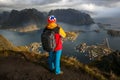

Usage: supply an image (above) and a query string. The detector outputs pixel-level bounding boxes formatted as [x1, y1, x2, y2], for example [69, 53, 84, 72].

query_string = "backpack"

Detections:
[41, 26, 59, 52]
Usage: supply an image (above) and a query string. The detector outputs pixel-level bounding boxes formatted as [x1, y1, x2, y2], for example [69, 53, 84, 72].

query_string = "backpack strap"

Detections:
[53, 26, 60, 33]
[44, 25, 60, 33]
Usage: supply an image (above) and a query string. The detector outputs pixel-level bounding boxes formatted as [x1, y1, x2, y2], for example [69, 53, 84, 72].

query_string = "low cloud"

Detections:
[0, 0, 120, 18]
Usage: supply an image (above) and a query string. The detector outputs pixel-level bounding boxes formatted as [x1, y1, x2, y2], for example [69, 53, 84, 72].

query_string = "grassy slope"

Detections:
[0, 34, 109, 80]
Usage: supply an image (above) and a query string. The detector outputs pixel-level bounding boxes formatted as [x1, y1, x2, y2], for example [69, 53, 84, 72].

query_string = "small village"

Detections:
[75, 38, 112, 60]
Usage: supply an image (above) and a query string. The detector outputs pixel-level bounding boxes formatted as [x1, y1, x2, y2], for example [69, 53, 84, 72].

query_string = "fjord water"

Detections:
[61, 23, 120, 63]
[0, 23, 120, 63]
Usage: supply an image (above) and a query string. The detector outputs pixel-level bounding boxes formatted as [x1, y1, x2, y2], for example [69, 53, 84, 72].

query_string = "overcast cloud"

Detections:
[0, 0, 120, 18]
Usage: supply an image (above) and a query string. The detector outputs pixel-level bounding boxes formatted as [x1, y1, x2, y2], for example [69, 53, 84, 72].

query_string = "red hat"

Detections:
[47, 15, 56, 23]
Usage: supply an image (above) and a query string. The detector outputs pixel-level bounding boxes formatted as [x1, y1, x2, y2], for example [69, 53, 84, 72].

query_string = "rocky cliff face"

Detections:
[49, 9, 94, 25]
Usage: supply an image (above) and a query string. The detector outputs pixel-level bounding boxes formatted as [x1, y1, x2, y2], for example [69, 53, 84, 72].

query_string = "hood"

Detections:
[46, 23, 57, 29]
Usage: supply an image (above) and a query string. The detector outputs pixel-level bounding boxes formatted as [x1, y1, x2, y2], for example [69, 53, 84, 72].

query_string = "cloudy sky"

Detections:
[0, 0, 120, 18]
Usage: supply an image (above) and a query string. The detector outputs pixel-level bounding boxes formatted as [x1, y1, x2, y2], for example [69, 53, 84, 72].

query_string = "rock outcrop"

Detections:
[107, 29, 120, 37]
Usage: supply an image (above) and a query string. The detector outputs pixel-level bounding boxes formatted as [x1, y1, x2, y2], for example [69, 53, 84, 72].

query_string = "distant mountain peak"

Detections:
[49, 8, 94, 25]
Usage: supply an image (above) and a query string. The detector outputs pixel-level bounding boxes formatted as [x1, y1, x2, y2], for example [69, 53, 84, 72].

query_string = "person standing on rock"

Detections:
[41, 15, 66, 75]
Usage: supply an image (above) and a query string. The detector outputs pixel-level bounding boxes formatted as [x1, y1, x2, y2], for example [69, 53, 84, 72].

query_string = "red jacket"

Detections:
[54, 33, 62, 51]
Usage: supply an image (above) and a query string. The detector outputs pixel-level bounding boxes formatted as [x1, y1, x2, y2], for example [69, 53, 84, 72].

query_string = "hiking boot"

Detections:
[60, 71, 63, 74]
[56, 71, 63, 75]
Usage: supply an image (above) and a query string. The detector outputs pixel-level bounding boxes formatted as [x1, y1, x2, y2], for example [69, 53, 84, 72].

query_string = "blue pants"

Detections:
[48, 50, 62, 74]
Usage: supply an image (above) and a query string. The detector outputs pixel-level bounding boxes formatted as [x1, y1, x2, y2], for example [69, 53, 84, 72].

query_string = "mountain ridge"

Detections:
[49, 9, 94, 25]
[0, 8, 94, 29]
